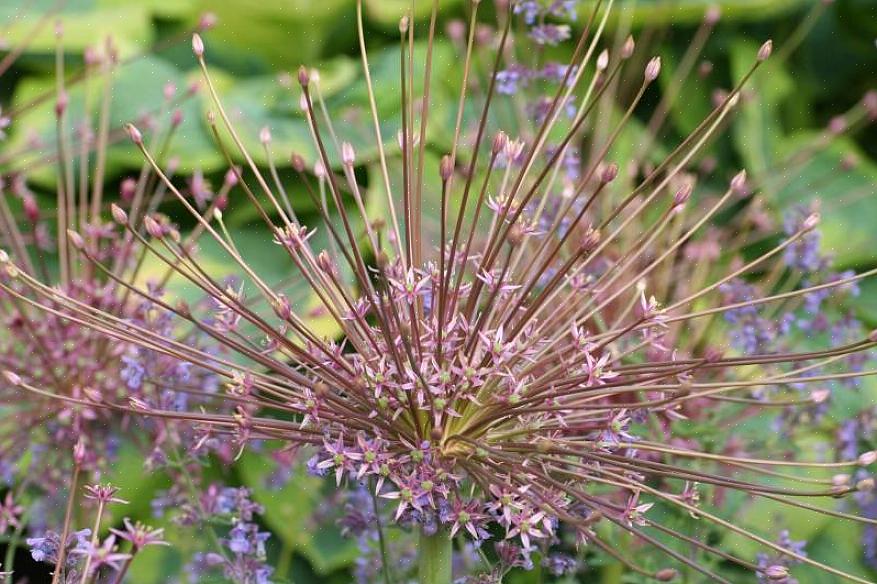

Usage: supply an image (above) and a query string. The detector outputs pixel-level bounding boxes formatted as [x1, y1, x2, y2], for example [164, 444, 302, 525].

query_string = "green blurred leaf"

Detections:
[730, 38, 793, 183]
[769, 132, 877, 270]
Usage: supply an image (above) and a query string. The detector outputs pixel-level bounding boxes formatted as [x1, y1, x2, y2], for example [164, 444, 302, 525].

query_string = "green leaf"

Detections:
[0, 3, 153, 58]
[236, 449, 359, 575]
[3, 55, 221, 187]
[769, 132, 877, 270]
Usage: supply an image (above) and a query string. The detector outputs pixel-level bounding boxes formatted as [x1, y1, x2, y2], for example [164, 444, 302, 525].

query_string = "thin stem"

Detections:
[418, 529, 452, 584]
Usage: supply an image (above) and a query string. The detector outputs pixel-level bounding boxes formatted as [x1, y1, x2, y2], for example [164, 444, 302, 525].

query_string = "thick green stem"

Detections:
[418, 529, 452, 584]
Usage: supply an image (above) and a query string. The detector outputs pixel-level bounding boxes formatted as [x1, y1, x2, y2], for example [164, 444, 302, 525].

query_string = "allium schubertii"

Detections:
[3, 1, 877, 582]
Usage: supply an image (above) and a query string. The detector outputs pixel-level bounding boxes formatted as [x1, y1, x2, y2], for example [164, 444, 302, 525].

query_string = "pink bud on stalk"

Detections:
[757, 40, 773, 62]
[125, 123, 143, 145]
[645, 57, 661, 82]
[2, 371, 21, 386]
[440, 155, 454, 181]
[111, 204, 128, 225]
[67, 230, 85, 250]
[342, 142, 356, 167]
[192, 33, 205, 58]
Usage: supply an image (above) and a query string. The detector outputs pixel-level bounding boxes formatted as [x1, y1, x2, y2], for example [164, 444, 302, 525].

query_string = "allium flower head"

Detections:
[5, 1, 877, 582]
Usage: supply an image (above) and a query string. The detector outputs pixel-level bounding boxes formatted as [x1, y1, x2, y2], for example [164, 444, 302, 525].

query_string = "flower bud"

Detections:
[55, 91, 68, 118]
[297, 65, 310, 87]
[291, 153, 307, 173]
[440, 155, 454, 181]
[492, 131, 508, 155]
[859, 451, 877, 466]
[316, 250, 334, 273]
[22, 196, 39, 223]
[869, 329, 877, 343]
[730, 169, 747, 195]
[655, 568, 678, 581]
[600, 163, 618, 184]
[802, 213, 820, 231]
[192, 33, 205, 58]
[198, 12, 218, 31]
[507, 223, 524, 247]
[163, 82, 176, 101]
[704, 5, 721, 25]
[73, 438, 86, 465]
[342, 142, 356, 167]
[260, 126, 272, 145]
[596, 49, 609, 71]
[67, 229, 85, 250]
[224, 167, 239, 187]
[763, 565, 788, 581]
[171, 109, 183, 128]
[111, 204, 128, 224]
[673, 183, 693, 208]
[2, 371, 21, 386]
[810, 388, 830, 404]
[621, 36, 635, 59]
[857, 478, 875, 492]
[272, 294, 292, 320]
[144, 215, 164, 239]
[757, 40, 773, 62]
[314, 160, 326, 179]
[399, 15, 410, 34]
[125, 123, 143, 145]
[644, 57, 661, 82]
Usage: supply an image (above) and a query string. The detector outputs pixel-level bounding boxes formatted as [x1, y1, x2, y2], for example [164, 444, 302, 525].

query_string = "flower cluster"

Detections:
[1, 1, 876, 582]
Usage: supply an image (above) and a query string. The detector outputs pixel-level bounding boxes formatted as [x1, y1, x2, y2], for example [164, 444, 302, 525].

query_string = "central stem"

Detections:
[418, 528, 452, 584]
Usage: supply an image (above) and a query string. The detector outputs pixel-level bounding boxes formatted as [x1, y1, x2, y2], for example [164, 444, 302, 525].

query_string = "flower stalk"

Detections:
[419, 529, 452, 584]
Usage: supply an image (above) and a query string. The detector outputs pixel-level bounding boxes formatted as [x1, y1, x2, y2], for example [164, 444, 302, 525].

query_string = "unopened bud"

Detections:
[857, 478, 875, 492]
[621, 36, 635, 59]
[144, 215, 163, 239]
[655, 568, 678, 582]
[198, 12, 218, 31]
[163, 82, 176, 101]
[314, 160, 326, 179]
[171, 109, 183, 128]
[192, 33, 205, 57]
[316, 250, 334, 273]
[224, 167, 239, 186]
[259, 126, 272, 144]
[507, 223, 524, 246]
[763, 565, 788, 581]
[859, 451, 877, 466]
[757, 40, 773, 62]
[291, 153, 307, 173]
[704, 5, 721, 26]
[810, 388, 830, 404]
[730, 169, 747, 195]
[492, 131, 508, 155]
[55, 91, 68, 117]
[67, 230, 85, 250]
[111, 204, 128, 224]
[601, 162, 618, 184]
[802, 213, 820, 231]
[833, 474, 851, 486]
[440, 155, 454, 181]
[673, 183, 692, 208]
[645, 57, 661, 82]
[596, 49, 609, 71]
[73, 438, 86, 465]
[869, 329, 877, 343]
[297, 65, 310, 87]
[2, 371, 21, 386]
[126, 123, 143, 145]
[273, 294, 292, 320]
[22, 196, 39, 223]
[580, 228, 600, 252]
[399, 15, 409, 34]
[342, 142, 356, 167]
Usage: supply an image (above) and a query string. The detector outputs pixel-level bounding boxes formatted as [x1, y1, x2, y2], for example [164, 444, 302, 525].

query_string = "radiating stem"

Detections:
[418, 529, 452, 584]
